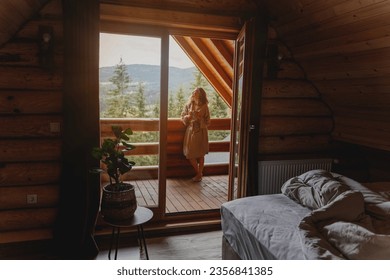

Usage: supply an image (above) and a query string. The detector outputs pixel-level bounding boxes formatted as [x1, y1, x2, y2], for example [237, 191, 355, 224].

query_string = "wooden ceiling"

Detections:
[173, 36, 234, 106]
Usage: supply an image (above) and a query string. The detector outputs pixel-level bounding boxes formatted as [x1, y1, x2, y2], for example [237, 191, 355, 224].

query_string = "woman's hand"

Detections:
[184, 114, 191, 122]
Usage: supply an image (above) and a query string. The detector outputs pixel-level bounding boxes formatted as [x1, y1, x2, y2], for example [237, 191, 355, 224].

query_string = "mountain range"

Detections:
[99, 64, 198, 101]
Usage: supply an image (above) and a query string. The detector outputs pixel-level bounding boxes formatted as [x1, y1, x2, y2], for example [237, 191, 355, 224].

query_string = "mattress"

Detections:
[221, 194, 311, 260]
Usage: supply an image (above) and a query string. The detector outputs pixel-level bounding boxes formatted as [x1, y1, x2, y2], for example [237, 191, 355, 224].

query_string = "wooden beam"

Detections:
[192, 37, 233, 92]
[57, 0, 100, 259]
[100, 3, 241, 34]
[100, 0, 258, 17]
[211, 39, 234, 68]
[174, 36, 233, 106]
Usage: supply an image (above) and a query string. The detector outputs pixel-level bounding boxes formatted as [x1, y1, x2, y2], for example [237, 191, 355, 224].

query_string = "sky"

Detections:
[99, 33, 194, 69]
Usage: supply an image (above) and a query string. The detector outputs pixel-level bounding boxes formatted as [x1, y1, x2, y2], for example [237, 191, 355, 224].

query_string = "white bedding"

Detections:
[282, 170, 390, 259]
[221, 170, 390, 260]
[221, 194, 310, 259]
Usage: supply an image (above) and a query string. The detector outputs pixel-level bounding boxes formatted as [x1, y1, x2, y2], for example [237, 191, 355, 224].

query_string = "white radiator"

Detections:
[258, 158, 333, 195]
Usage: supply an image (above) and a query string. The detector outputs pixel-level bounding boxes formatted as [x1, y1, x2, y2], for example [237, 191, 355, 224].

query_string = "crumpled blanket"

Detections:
[282, 170, 390, 260]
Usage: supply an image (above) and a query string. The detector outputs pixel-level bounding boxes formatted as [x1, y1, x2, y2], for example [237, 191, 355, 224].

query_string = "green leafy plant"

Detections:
[91, 126, 136, 191]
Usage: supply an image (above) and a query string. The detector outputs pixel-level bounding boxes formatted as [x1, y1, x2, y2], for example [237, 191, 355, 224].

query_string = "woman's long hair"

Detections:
[187, 87, 208, 107]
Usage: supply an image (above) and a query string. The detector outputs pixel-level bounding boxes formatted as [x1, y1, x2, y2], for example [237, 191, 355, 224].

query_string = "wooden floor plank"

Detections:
[128, 175, 228, 213]
[96, 230, 223, 260]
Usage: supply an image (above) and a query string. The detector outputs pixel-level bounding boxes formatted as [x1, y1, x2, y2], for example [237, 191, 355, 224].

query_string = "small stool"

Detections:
[103, 206, 153, 260]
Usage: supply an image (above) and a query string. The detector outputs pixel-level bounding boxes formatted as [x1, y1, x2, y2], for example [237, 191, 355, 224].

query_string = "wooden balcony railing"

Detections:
[99, 118, 231, 181]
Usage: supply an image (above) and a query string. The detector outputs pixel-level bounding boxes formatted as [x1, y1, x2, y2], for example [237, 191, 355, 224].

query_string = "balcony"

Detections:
[99, 118, 231, 214]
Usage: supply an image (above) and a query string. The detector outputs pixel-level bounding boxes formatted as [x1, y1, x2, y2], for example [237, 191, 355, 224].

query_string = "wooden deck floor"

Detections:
[131, 175, 229, 213]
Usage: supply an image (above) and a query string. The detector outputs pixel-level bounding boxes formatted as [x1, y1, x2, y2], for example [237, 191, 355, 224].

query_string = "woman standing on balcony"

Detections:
[181, 87, 210, 182]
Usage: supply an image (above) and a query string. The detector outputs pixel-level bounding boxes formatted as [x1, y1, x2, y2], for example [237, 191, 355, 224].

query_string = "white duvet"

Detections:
[282, 170, 390, 260]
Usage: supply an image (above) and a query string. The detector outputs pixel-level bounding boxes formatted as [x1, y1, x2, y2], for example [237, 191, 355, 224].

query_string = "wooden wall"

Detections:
[265, 0, 390, 153]
[0, 0, 62, 245]
[259, 28, 334, 159]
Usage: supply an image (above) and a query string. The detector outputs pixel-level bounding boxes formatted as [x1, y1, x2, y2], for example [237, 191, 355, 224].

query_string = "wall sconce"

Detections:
[38, 25, 54, 70]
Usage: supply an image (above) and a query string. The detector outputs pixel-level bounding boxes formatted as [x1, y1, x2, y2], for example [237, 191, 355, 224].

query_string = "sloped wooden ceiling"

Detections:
[0, 0, 49, 47]
[264, 0, 390, 151]
[173, 36, 234, 106]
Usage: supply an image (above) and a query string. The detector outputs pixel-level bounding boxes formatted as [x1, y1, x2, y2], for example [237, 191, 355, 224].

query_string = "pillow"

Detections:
[325, 174, 390, 220]
[334, 175, 388, 204]
[281, 169, 350, 209]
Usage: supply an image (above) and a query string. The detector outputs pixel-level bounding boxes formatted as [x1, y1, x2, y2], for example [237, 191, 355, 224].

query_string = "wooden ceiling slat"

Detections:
[100, 3, 241, 34]
[100, 0, 258, 16]
[182, 36, 232, 103]
[174, 36, 232, 107]
[293, 24, 390, 59]
[210, 39, 234, 68]
[287, 11, 390, 49]
[278, 3, 390, 46]
[300, 47, 390, 73]
[192, 38, 233, 91]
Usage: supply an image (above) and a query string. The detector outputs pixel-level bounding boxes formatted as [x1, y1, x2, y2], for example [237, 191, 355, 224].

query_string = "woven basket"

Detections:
[101, 183, 137, 222]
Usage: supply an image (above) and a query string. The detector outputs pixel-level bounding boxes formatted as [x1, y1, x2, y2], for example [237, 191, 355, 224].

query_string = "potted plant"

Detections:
[91, 125, 137, 222]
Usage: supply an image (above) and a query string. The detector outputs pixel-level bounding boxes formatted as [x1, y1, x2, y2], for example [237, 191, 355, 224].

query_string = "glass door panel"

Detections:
[167, 35, 231, 214]
[99, 33, 161, 209]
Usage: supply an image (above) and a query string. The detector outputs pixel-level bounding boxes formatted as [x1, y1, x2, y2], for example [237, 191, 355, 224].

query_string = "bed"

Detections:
[221, 169, 390, 260]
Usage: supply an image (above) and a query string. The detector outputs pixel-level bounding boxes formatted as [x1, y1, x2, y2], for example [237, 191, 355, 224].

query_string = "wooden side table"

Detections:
[103, 206, 153, 260]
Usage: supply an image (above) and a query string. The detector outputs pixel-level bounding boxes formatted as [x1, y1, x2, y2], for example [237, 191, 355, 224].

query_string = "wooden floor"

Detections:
[95, 230, 223, 260]
[132, 175, 229, 213]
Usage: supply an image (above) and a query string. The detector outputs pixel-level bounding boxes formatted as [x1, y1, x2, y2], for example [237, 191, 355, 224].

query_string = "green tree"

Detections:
[209, 91, 228, 118]
[175, 86, 186, 117]
[191, 69, 210, 90]
[102, 57, 132, 118]
[151, 101, 160, 118]
[168, 92, 176, 118]
[133, 82, 148, 117]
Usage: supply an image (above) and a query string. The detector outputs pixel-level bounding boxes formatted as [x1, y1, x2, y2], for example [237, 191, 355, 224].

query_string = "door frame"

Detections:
[228, 17, 268, 199]
[98, 16, 267, 222]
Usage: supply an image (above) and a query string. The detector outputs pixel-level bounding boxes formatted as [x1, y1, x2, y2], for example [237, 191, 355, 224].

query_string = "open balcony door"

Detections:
[228, 17, 267, 200]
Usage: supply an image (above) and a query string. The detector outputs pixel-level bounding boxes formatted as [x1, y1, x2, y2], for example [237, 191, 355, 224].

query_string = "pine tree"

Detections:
[209, 91, 228, 118]
[133, 82, 148, 117]
[102, 57, 132, 118]
[151, 101, 160, 118]
[175, 86, 186, 117]
[191, 69, 210, 90]
[168, 92, 176, 118]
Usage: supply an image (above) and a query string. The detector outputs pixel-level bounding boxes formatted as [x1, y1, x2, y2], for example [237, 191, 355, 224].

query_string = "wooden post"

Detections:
[54, 0, 100, 259]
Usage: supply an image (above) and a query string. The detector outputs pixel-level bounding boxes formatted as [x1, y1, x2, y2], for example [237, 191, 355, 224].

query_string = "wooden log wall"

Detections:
[265, 0, 390, 153]
[0, 0, 62, 244]
[258, 27, 334, 159]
